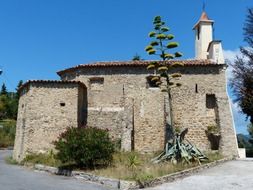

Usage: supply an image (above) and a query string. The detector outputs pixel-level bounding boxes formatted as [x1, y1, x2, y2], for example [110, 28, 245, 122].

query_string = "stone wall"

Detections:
[170, 66, 238, 155]
[13, 82, 87, 162]
[13, 63, 238, 160]
[61, 66, 165, 152]
[60, 65, 238, 156]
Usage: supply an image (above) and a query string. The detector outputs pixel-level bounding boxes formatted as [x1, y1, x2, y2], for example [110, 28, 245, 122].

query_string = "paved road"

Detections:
[1, 150, 252, 190]
[145, 159, 253, 190]
[0, 150, 112, 190]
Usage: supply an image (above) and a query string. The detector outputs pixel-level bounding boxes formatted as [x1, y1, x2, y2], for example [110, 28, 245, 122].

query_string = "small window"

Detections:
[89, 77, 104, 91]
[60, 102, 66, 107]
[206, 94, 216, 109]
[195, 84, 198, 93]
[146, 76, 160, 88]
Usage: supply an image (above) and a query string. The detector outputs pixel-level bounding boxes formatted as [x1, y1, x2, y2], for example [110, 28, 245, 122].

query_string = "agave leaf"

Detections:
[167, 42, 179, 49]
[150, 41, 159, 46]
[161, 27, 169, 32]
[171, 73, 182, 78]
[147, 64, 155, 70]
[150, 61, 158, 65]
[170, 62, 184, 67]
[158, 66, 168, 71]
[151, 130, 208, 164]
[167, 34, 174, 40]
[155, 81, 162, 85]
[151, 76, 160, 81]
[148, 49, 156, 55]
[156, 34, 166, 40]
[164, 53, 174, 59]
[153, 16, 161, 24]
[149, 31, 156, 37]
[175, 52, 183, 57]
[155, 25, 160, 30]
[145, 45, 153, 52]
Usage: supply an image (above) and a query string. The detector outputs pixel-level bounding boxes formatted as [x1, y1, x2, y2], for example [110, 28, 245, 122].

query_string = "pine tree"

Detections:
[16, 80, 23, 99]
[0, 83, 7, 95]
[16, 80, 23, 91]
[132, 53, 142, 61]
[231, 8, 253, 124]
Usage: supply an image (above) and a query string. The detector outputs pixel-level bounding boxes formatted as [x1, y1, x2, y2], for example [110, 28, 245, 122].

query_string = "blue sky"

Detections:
[0, 0, 252, 134]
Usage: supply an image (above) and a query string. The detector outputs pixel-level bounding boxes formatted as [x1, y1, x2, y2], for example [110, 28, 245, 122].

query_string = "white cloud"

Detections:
[223, 49, 241, 63]
[231, 100, 241, 112]
[223, 49, 242, 80]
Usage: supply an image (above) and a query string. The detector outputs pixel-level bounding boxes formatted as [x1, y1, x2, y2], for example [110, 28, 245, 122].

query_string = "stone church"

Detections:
[13, 12, 238, 162]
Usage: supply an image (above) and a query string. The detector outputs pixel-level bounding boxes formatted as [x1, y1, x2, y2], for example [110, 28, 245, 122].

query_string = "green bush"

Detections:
[54, 127, 115, 168]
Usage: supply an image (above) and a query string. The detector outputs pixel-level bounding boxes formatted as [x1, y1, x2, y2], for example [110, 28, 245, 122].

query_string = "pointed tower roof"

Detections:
[193, 11, 214, 29]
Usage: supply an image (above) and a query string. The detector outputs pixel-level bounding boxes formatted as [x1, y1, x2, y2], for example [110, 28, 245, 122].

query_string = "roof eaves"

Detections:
[18, 80, 86, 94]
[56, 60, 222, 76]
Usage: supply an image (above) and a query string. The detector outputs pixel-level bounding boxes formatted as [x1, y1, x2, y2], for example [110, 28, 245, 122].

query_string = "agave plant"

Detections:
[145, 16, 183, 141]
[151, 129, 208, 164]
[145, 16, 208, 164]
[145, 16, 183, 90]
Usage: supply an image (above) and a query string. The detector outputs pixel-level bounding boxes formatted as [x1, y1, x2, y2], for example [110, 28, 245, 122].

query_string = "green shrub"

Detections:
[54, 127, 115, 168]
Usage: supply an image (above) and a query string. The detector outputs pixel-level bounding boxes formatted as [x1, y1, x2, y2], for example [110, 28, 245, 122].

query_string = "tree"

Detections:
[132, 53, 142, 61]
[0, 83, 7, 95]
[248, 123, 253, 144]
[230, 8, 253, 124]
[145, 16, 183, 137]
[16, 80, 23, 99]
[0, 95, 8, 119]
[16, 80, 23, 92]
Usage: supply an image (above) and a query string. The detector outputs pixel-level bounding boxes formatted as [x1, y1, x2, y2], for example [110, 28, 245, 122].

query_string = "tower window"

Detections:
[197, 27, 200, 40]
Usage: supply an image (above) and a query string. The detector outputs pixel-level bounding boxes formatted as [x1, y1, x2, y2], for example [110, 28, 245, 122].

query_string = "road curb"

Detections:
[138, 157, 234, 188]
[0, 147, 13, 150]
[34, 164, 137, 189]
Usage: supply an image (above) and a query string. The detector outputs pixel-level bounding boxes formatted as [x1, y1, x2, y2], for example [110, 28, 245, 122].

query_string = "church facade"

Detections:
[13, 12, 238, 162]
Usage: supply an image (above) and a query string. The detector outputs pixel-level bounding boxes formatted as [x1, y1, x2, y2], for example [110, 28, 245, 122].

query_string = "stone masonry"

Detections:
[13, 11, 239, 162]
[13, 60, 238, 162]
[13, 81, 87, 161]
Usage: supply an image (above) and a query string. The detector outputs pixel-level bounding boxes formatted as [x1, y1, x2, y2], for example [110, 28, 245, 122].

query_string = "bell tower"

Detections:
[193, 11, 214, 59]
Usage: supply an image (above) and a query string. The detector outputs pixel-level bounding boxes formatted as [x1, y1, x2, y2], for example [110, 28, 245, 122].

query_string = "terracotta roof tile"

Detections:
[57, 59, 221, 76]
[199, 11, 211, 21]
[193, 11, 214, 29]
